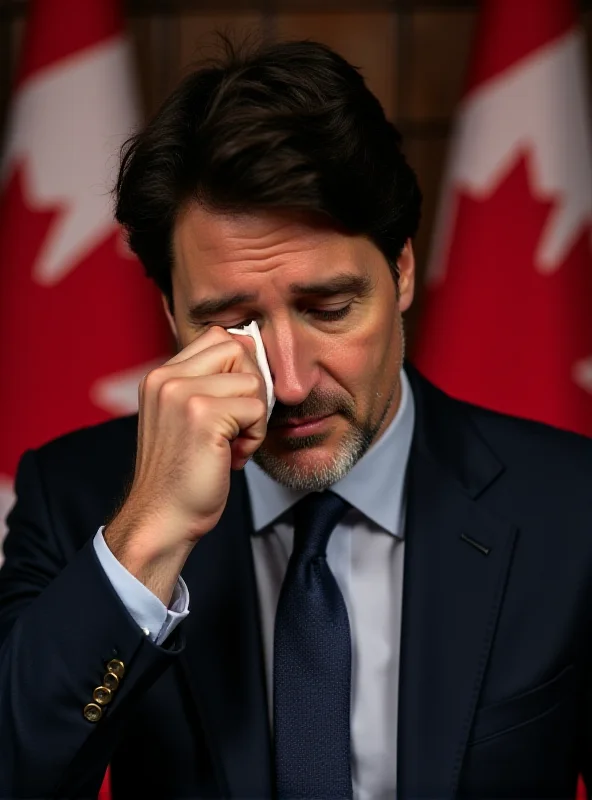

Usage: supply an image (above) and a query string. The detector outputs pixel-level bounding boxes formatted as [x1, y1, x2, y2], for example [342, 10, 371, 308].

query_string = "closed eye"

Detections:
[309, 304, 353, 321]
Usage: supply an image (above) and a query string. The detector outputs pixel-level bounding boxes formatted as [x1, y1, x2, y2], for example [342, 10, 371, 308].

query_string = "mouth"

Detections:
[273, 413, 334, 436]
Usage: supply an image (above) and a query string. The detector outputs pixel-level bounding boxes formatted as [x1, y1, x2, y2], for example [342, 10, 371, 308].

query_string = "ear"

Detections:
[397, 239, 416, 313]
[161, 294, 178, 339]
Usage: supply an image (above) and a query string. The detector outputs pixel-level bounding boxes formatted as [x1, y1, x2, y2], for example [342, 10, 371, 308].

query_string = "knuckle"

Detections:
[245, 372, 262, 394]
[252, 398, 267, 419]
[207, 325, 232, 342]
[228, 339, 247, 359]
[142, 367, 165, 394]
[158, 376, 184, 403]
[186, 394, 209, 421]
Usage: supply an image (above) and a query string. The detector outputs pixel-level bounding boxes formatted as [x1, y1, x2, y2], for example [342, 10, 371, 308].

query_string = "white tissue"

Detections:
[227, 321, 275, 421]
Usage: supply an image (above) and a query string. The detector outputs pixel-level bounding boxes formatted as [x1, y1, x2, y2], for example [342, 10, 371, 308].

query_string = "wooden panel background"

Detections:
[1, 0, 592, 343]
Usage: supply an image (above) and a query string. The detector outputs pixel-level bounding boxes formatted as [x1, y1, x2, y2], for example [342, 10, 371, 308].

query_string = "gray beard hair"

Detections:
[253, 318, 405, 491]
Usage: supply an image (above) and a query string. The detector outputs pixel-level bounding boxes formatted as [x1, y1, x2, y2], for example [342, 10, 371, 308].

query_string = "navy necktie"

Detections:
[273, 490, 353, 799]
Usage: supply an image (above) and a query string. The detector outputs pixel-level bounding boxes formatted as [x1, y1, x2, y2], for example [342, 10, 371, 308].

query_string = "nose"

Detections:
[262, 322, 320, 407]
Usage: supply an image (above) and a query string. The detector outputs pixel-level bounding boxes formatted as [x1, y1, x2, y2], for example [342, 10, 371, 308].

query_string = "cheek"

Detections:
[323, 316, 399, 399]
[174, 320, 205, 349]
[174, 328, 193, 350]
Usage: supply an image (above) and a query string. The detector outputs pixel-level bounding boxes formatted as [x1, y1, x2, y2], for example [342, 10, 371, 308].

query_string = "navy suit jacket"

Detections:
[1, 365, 592, 799]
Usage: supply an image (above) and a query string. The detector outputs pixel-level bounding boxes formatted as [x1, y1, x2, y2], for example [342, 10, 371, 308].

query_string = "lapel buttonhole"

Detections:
[460, 533, 492, 556]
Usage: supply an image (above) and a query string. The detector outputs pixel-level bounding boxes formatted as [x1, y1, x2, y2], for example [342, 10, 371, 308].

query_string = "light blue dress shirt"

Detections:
[246, 368, 414, 799]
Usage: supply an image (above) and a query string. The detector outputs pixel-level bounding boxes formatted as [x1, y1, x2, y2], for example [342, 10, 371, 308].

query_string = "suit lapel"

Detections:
[398, 368, 518, 798]
[179, 471, 273, 798]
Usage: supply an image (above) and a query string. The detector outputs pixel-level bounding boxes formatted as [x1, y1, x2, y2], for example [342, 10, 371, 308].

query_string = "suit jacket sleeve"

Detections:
[0, 449, 185, 799]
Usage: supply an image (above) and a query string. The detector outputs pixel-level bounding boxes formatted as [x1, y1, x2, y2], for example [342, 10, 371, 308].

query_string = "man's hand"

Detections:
[104, 326, 268, 604]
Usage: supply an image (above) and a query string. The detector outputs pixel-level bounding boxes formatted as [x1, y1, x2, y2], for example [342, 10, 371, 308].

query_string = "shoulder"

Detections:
[408, 363, 592, 455]
[8, 417, 139, 551]
[466, 401, 592, 470]
[406, 363, 592, 483]
[37, 414, 138, 459]
[33, 415, 138, 473]
[466, 403, 592, 513]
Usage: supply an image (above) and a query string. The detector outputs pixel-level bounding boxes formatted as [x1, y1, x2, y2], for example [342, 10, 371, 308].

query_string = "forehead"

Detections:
[172, 204, 374, 287]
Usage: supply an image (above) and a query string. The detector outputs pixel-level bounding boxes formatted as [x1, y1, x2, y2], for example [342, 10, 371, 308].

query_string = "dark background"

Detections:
[1, 0, 592, 341]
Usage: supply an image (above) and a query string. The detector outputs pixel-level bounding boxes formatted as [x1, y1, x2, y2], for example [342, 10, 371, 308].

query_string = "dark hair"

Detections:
[115, 37, 422, 307]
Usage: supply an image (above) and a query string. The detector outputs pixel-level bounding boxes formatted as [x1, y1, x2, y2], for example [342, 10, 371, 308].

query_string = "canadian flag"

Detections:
[413, 0, 592, 441]
[0, 0, 171, 555]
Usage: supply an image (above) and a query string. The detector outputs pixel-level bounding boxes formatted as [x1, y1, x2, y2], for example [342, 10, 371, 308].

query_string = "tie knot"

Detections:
[292, 491, 350, 560]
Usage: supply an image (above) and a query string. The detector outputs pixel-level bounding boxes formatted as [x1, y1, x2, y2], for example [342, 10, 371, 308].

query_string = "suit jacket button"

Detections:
[93, 686, 113, 705]
[83, 703, 102, 723]
[106, 659, 125, 679]
[103, 672, 120, 691]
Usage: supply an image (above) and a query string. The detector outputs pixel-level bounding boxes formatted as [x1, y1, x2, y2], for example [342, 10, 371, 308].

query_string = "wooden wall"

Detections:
[1, 0, 592, 341]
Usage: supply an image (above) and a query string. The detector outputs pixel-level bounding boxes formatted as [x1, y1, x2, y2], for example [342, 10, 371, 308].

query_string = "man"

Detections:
[1, 37, 592, 800]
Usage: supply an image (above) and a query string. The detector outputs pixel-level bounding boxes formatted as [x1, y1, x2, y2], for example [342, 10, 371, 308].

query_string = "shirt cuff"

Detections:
[93, 527, 189, 645]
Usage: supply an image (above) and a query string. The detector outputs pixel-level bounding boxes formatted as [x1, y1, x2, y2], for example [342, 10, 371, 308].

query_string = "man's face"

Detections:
[168, 205, 415, 490]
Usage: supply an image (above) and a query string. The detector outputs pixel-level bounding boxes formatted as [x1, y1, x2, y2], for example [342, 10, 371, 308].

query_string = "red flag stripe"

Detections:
[98, 766, 112, 800]
[16, 0, 122, 86]
[465, 0, 575, 95]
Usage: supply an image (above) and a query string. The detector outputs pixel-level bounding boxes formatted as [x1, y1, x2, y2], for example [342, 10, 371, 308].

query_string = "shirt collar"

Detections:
[244, 368, 415, 538]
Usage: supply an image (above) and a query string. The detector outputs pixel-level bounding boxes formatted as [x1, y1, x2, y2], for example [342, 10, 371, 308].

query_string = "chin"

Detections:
[254, 432, 365, 491]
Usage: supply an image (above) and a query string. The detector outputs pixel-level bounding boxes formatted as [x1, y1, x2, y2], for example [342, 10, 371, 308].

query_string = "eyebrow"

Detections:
[186, 272, 372, 324]
[187, 292, 258, 323]
[288, 273, 372, 298]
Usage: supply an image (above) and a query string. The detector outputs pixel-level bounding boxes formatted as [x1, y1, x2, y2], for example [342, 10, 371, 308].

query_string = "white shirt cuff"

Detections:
[93, 527, 189, 645]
